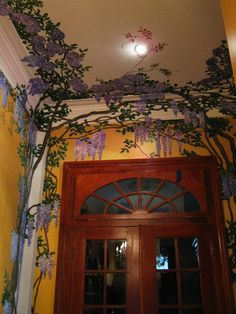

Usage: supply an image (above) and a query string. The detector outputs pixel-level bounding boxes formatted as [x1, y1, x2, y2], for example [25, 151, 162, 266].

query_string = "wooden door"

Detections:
[141, 224, 214, 314]
[54, 157, 234, 314]
[71, 227, 140, 314]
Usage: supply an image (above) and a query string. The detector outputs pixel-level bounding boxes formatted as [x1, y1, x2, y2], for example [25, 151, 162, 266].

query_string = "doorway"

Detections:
[54, 157, 234, 314]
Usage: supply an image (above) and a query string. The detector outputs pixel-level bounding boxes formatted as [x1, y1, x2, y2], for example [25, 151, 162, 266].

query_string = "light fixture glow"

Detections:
[134, 43, 148, 57]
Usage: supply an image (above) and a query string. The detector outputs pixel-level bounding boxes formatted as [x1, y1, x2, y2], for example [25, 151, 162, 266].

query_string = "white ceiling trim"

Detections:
[0, 16, 33, 86]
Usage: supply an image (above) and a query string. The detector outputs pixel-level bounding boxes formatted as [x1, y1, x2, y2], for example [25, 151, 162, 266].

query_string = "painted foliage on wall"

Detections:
[0, 0, 236, 313]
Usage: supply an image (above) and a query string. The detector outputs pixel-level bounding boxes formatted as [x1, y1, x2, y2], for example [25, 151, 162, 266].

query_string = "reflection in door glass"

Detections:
[86, 240, 104, 270]
[82, 196, 107, 214]
[107, 309, 126, 314]
[84, 309, 103, 314]
[84, 274, 104, 304]
[156, 272, 178, 304]
[156, 238, 176, 269]
[107, 273, 126, 305]
[159, 310, 179, 314]
[107, 240, 127, 270]
[156, 237, 202, 313]
[182, 309, 202, 314]
[179, 238, 199, 268]
[181, 272, 202, 304]
[173, 192, 201, 212]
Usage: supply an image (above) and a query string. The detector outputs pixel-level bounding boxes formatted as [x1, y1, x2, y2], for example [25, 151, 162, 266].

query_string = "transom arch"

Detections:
[80, 177, 201, 215]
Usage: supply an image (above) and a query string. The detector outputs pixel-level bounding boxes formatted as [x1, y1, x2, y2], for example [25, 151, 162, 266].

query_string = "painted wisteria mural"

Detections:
[0, 0, 236, 313]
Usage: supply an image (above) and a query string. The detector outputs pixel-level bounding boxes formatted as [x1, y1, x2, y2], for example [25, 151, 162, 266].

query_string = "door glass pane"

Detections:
[128, 194, 138, 207]
[179, 238, 199, 268]
[182, 309, 202, 314]
[107, 309, 126, 314]
[117, 178, 138, 193]
[173, 192, 200, 212]
[82, 196, 107, 214]
[107, 273, 126, 304]
[181, 272, 202, 304]
[152, 203, 172, 213]
[116, 197, 132, 209]
[141, 193, 152, 207]
[149, 197, 164, 209]
[107, 240, 127, 270]
[95, 183, 121, 200]
[159, 181, 184, 197]
[156, 238, 176, 269]
[107, 205, 129, 214]
[84, 274, 104, 304]
[84, 310, 103, 314]
[140, 178, 161, 191]
[159, 310, 179, 314]
[86, 240, 104, 270]
[156, 272, 178, 304]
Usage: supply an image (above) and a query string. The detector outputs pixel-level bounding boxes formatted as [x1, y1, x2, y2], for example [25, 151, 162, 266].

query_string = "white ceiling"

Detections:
[42, 0, 227, 87]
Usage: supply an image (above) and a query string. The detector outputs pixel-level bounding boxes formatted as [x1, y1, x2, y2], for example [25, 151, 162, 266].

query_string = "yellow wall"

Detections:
[34, 124, 236, 313]
[0, 93, 21, 312]
[220, 0, 236, 80]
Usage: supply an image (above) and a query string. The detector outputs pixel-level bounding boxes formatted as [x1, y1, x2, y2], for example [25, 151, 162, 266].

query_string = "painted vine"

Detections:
[0, 0, 236, 313]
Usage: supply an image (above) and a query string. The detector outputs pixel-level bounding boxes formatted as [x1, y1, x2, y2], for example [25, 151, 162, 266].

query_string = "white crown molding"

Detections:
[0, 16, 40, 107]
[0, 16, 33, 86]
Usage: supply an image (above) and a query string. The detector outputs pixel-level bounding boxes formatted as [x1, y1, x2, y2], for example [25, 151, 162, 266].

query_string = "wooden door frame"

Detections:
[54, 156, 235, 314]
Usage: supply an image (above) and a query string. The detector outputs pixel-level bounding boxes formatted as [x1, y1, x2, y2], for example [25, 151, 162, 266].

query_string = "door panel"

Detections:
[141, 225, 214, 314]
[71, 227, 140, 314]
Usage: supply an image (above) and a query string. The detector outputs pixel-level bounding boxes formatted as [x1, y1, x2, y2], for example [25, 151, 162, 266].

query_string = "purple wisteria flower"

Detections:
[66, 52, 82, 68]
[74, 131, 106, 160]
[10, 230, 19, 262]
[161, 135, 167, 157]
[74, 140, 87, 160]
[53, 199, 60, 227]
[221, 100, 236, 116]
[27, 78, 48, 96]
[27, 216, 35, 246]
[167, 127, 173, 156]
[155, 133, 161, 156]
[50, 28, 65, 41]
[175, 131, 184, 154]
[36, 203, 52, 232]
[183, 109, 191, 125]
[47, 42, 64, 57]
[135, 101, 147, 114]
[18, 175, 27, 207]
[0, 75, 9, 108]
[197, 112, 205, 129]
[41, 62, 56, 71]
[14, 93, 27, 142]
[134, 126, 148, 145]
[0, 0, 12, 16]
[38, 254, 55, 279]
[91, 131, 106, 160]
[3, 300, 11, 314]
[221, 172, 236, 199]
[69, 78, 88, 93]
[11, 13, 40, 33]
[22, 55, 46, 68]
[31, 35, 45, 53]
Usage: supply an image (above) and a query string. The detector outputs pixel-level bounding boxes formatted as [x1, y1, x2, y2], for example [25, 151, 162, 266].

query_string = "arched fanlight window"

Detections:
[81, 178, 201, 215]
